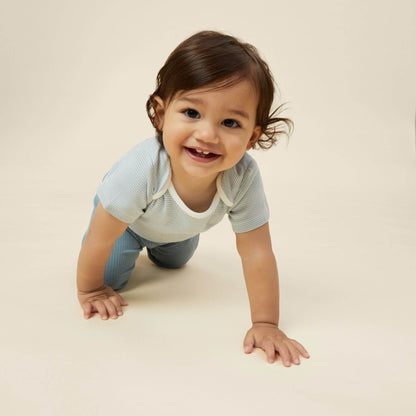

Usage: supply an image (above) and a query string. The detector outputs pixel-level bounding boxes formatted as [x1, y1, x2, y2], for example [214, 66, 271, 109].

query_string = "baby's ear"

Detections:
[246, 126, 262, 150]
[153, 96, 165, 130]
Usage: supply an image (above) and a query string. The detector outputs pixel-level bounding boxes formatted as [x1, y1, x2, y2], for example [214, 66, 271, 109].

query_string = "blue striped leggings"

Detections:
[81, 195, 199, 290]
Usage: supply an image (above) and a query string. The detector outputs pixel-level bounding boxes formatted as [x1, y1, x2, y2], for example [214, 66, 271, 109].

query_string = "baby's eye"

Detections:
[183, 109, 200, 119]
[222, 119, 240, 128]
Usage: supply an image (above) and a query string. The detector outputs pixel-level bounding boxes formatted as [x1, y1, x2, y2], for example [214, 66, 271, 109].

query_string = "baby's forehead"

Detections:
[172, 79, 259, 102]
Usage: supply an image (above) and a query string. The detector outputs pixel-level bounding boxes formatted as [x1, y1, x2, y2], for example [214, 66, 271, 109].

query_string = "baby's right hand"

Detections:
[77, 285, 128, 320]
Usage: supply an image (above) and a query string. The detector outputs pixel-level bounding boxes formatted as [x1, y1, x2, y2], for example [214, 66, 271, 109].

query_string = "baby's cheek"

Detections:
[166, 124, 187, 139]
[230, 140, 249, 156]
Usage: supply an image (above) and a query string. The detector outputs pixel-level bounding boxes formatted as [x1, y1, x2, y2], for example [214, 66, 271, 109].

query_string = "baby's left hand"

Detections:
[243, 323, 310, 366]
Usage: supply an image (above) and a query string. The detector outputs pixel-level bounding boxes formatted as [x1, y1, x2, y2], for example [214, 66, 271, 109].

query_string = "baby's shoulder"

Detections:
[111, 137, 166, 173]
[98, 137, 169, 207]
[124, 136, 163, 164]
[101, 137, 168, 187]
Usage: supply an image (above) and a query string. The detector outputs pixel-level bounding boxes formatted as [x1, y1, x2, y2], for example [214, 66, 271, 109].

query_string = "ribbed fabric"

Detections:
[96, 137, 269, 243]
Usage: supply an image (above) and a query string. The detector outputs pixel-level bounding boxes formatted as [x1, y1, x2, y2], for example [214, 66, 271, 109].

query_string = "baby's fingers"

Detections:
[285, 342, 301, 365]
[108, 296, 126, 318]
[102, 299, 119, 319]
[93, 300, 111, 320]
[263, 341, 277, 364]
[275, 342, 292, 367]
[82, 302, 93, 319]
[111, 294, 128, 314]
[116, 293, 128, 306]
[290, 339, 310, 359]
[243, 332, 255, 354]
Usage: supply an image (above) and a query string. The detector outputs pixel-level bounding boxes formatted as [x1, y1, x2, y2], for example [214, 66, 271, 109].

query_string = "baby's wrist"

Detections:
[252, 321, 279, 328]
[77, 284, 106, 294]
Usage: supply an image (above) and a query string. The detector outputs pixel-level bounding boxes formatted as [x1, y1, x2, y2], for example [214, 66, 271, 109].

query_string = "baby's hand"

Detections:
[77, 285, 128, 320]
[243, 323, 310, 366]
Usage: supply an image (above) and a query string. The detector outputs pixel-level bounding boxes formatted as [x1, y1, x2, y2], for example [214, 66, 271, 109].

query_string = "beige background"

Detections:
[1, 0, 415, 414]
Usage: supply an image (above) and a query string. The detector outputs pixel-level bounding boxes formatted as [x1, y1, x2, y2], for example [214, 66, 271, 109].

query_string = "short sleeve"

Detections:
[228, 158, 269, 233]
[96, 140, 158, 224]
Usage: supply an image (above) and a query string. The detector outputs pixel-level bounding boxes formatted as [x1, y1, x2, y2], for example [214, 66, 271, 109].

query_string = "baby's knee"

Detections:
[148, 254, 189, 269]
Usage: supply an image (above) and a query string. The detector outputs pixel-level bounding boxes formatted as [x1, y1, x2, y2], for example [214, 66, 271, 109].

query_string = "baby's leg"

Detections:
[103, 229, 143, 290]
[146, 235, 199, 269]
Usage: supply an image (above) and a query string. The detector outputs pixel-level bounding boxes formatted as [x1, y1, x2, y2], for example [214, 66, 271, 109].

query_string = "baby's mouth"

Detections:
[185, 147, 219, 159]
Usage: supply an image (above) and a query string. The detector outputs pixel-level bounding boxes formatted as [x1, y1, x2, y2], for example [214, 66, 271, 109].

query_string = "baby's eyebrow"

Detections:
[177, 97, 249, 120]
[178, 96, 203, 105]
[226, 109, 249, 120]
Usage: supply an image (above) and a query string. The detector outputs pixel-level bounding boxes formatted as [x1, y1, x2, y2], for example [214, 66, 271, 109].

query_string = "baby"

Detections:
[77, 30, 309, 366]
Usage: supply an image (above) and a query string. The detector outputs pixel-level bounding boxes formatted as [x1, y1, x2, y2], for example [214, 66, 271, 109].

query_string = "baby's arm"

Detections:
[76, 201, 129, 320]
[236, 223, 309, 366]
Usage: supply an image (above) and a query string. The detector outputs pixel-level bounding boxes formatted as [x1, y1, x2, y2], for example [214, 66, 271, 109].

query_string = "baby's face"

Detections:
[154, 79, 262, 183]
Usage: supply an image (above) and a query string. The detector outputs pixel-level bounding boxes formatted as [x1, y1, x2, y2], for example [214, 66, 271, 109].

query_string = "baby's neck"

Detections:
[171, 172, 218, 213]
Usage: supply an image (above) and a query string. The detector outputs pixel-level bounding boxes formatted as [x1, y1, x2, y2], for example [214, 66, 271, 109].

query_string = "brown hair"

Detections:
[146, 31, 293, 149]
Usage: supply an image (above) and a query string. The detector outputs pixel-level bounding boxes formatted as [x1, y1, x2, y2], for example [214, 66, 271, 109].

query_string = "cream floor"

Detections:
[1, 1, 415, 415]
[2, 135, 415, 416]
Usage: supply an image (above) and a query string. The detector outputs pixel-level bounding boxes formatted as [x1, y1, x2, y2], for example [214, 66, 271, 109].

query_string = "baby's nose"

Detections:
[195, 122, 219, 143]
